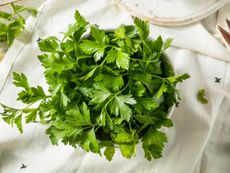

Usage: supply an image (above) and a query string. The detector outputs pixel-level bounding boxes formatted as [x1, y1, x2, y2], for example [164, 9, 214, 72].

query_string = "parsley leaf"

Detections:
[105, 49, 130, 70]
[80, 40, 105, 54]
[74, 10, 88, 28]
[82, 128, 100, 153]
[38, 37, 61, 53]
[0, 3, 37, 47]
[94, 74, 124, 92]
[104, 146, 115, 161]
[66, 102, 91, 126]
[0, 11, 11, 20]
[133, 17, 149, 40]
[116, 51, 130, 70]
[90, 26, 107, 43]
[156, 83, 168, 99]
[197, 89, 208, 104]
[109, 95, 136, 122]
[119, 143, 136, 159]
[13, 72, 30, 90]
[13, 72, 46, 104]
[89, 83, 112, 107]
[142, 128, 167, 160]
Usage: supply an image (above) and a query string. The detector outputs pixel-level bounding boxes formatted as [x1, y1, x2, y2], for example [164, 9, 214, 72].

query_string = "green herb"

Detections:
[197, 89, 208, 104]
[0, 10, 190, 161]
[0, 3, 37, 47]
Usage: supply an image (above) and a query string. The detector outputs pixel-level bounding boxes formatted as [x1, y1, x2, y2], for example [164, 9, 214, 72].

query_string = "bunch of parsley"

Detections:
[0, 3, 37, 47]
[0, 10, 189, 161]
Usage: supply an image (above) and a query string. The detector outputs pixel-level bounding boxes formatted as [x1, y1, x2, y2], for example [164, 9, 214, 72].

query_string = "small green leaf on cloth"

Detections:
[197, 88, 208, 104]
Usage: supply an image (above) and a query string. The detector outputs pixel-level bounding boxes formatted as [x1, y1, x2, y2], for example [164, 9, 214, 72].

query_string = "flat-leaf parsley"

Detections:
[0, 10, 190, 161]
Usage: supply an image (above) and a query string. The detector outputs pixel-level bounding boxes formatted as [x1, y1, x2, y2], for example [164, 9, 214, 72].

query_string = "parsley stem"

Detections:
[0, 103, 20, 111]
[137, 124, 148, 134]
[150, 74, 164, 80]
[116, 80, 130, 95]
[0, 96, 50, 121]
[122, 73, 128, 76]
[22, 96, 50, 110]
[130, 58, 159, 64]
[32, 120, 49, 124]
[142, 40, 152, 52]
[95, 125, 100, 133]
[98, 52, 110, 74]
[149, 74, 171, 83]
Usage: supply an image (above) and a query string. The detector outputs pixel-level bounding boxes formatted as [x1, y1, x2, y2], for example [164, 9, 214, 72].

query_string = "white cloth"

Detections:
[0, 0, 230, 173]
